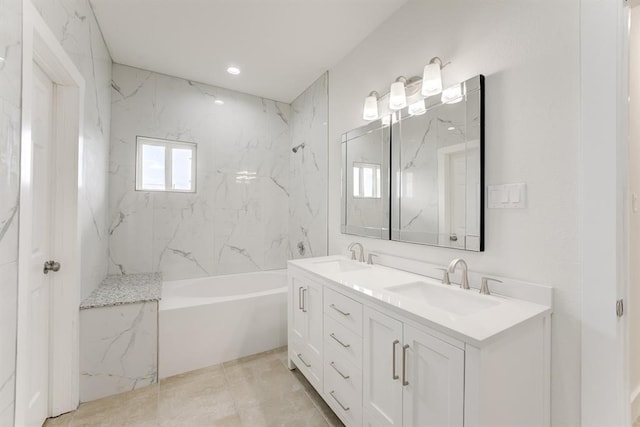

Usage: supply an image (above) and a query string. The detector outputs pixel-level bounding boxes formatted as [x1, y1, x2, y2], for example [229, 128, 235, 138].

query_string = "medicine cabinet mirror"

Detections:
[341, 74, 484, 251]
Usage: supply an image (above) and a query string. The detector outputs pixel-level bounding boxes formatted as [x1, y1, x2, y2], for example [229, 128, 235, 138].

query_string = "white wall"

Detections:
[30, 0, 113, 299]
[327, 1, 581, 425]
[108, 64, 290, 281]
[289, 73, 328, 259]
[0, 0, 22, 422]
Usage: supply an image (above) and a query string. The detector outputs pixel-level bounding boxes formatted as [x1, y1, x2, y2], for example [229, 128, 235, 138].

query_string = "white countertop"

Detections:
[288, 255, 551, 347]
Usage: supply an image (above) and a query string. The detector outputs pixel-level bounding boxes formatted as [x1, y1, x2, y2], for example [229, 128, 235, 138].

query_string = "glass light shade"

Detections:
[381, 115, 391, 127]
[408, 100, 426, 116]
[421, 63, 443, 97]
[362, 95, 379, 120]
[441, 84, 464, 104]
[389, 81, 407, 110]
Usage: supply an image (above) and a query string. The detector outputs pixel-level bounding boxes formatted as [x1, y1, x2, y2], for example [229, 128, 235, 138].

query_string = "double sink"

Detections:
[311, 258, 501, 317]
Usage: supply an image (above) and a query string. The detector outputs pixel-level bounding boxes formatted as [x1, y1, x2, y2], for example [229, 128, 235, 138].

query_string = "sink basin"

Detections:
[385, 281, 500, 316]
[313, 259, 369, 273]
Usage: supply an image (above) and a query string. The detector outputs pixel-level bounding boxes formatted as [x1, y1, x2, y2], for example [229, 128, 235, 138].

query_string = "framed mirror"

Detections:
[341, 75, 484, 251]
[392, 75, 484, 251]
[341, 120, 390, 239]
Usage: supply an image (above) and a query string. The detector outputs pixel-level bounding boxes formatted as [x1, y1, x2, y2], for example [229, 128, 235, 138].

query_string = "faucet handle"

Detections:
[480, 277, 502, 295]
[367, 253, 379, 265]
[437, 268, 451, 285]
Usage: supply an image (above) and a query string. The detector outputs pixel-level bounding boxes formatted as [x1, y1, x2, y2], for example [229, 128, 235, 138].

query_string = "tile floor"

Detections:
[43, 347, 344, 427]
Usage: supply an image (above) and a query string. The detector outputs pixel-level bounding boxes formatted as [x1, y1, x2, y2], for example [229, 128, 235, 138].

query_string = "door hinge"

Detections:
[616, 299, 624, 318]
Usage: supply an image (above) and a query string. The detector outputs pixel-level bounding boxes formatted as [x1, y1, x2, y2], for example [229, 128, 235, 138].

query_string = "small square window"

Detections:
[353, 162, 381, 199]
[135, 137, 197, 192]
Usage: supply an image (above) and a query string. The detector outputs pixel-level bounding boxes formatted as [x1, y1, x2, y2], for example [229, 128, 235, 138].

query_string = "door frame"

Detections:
[15, 2, 85, 422]
[580, 0, 630, 425]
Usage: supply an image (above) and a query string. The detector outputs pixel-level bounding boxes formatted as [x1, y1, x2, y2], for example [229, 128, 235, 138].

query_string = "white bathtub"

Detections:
[159, 269, 287, 379]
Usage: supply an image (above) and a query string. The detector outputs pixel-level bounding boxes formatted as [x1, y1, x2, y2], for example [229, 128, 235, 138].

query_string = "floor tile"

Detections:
[237, 389, 328, 427]
[43, 347, 344, 427]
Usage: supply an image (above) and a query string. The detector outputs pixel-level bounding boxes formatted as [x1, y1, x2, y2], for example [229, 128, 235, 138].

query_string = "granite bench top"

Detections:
[80, 272, 162, 309]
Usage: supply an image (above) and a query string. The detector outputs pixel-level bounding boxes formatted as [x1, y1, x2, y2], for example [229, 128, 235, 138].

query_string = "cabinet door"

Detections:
[403, 325, 464, 427]
[363, 307, 403, 427]
[305, 280, 323, 360]
[291, 278, 306, 344]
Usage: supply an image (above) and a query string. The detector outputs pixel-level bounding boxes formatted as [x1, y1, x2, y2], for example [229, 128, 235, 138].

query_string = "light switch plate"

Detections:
[487, 183, 527, 209]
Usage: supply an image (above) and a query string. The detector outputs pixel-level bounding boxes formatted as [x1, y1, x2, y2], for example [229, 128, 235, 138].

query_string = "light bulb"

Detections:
[408, 100, 426, 116]
[362, 93, 379, 120]
[422, 61, 443, 97]
[441, 84, 464, 104]
[389, 80, 407, 110]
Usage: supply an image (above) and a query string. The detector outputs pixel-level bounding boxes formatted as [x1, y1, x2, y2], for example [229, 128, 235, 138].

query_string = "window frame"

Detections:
[135, 136, 197, 193]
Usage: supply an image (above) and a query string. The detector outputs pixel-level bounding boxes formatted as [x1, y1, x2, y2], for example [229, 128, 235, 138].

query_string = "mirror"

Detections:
[341, 75, 484, 251]
[341, 120, 390, 239]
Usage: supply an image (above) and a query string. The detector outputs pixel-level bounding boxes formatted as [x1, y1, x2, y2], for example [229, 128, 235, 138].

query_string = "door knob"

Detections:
[43, 260, 61, 274]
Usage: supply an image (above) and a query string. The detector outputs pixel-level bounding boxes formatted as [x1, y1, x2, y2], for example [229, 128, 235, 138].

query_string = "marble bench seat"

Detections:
[79, 273, 162, 402]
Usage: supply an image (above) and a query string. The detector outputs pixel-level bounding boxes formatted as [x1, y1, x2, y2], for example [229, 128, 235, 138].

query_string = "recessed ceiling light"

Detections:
[447, 126, 455, 131]
[227, 66, 240, 75]
[214, 99, 224, 105]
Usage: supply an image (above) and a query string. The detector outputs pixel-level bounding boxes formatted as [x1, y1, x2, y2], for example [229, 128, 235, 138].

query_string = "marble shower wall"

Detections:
[31, 0, 113, 299]
[109, 64, 290, 280]
[0, 0, 22, 422]
[289, 73, 328, 258]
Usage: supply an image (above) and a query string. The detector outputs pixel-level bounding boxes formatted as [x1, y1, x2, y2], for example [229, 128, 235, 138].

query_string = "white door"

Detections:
[363, 307, 403, 427]
[403, 325, 464, 427]
[24, 63, 56, 426]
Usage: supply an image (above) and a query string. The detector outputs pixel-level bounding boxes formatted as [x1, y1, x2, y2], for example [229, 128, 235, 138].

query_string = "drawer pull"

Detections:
[392, 339, 400, 380]
[301, 288, 307, 312]
[297, 353, 311, 368]
[402, 344, 410, 386]
[330, 333, 350, 348]
[298, 287, 303, 311]
[330, 361, 350, 379]
[329, 390, 350, 411]
[330, 304, 350, 316]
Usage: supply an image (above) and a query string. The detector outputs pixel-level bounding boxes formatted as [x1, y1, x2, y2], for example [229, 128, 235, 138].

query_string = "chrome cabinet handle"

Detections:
[402, 344, 410, 386]
[329, 390, 350, 411]
[330, 332, 350, 348]
[298, 287, 303, 310]
[302, 288, 307, 312]
[392, 339, 400, 380]
[330, 361, 350, 379]
[297, 353, 311, 367]
[330, 304, 350, 316]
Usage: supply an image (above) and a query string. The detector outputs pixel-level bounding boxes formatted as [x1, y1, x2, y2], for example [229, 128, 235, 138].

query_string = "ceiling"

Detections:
[89, 0, 408, 103]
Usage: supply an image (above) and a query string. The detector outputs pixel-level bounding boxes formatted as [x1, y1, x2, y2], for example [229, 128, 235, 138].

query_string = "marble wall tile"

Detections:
[0, 0, 22, 423]
[109, 64, 291, 280]
[289, 73, 328, 258]
[31, 0, 113, 299]
[80, 301, 158, 402]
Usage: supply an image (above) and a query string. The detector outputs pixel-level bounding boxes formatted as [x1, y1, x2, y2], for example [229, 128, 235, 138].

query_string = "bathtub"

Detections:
[159, 269, 287, 379]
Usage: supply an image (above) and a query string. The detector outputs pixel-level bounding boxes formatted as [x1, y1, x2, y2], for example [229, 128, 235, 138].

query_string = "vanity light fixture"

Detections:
[441, 83, 464, 104]
[227, 66, 241, 75]
[408, 99, 426, 116]
[362, 91, 380, 120]
[422, 57, 444, 97]
[389, 77, 408, 110]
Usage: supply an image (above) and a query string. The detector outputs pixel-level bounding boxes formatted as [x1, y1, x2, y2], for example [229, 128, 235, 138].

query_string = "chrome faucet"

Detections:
[448, 258, 470, 290]
[348, 242, 365, 262]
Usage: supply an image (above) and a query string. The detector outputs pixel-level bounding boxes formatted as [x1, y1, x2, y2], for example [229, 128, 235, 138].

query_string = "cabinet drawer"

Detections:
[325, 315, 362, 368]
[325, 287, 363, 335]
[325, 358, 363, 427]
[325, 344, 362, 398]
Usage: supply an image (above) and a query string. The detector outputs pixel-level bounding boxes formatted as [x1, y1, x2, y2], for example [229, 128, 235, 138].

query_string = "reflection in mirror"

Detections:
[392, 75, 484, 251]
[341, 121, 390, 239]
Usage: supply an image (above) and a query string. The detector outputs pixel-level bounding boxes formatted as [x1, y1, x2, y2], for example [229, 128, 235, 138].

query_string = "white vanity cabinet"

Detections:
[289, 273, 324, 390]
[288, 258, 551, 427]
[363, 307, 464, 427]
